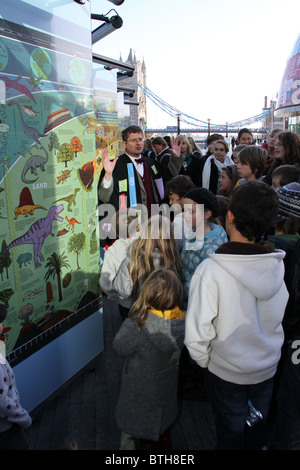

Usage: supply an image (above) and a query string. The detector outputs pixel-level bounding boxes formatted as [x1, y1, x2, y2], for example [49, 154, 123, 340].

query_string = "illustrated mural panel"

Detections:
[0, 4, 101, 367]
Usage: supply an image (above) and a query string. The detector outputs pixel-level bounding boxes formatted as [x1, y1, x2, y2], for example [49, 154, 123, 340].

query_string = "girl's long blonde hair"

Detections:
[128, 215, 182, 297]
[129, 268, 183, 328]
[177, 134, 192, 155]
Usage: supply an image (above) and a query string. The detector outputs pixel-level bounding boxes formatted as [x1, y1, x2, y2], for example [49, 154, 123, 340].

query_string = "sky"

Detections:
[91, 0, 300, 129]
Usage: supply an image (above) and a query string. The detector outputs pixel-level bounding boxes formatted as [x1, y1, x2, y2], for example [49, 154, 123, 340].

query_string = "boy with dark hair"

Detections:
[271, 164, 300, 190]
[165, 175, 195, 204]
[236, 145, 267, 183]
[184, 181, 289, 450]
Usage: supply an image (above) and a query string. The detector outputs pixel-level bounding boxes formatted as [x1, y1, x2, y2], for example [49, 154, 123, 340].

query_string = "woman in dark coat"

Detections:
[113, 268, 185, 450]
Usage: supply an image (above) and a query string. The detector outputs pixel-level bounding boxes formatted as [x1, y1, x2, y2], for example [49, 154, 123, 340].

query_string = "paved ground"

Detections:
[25, 296, 216, 451]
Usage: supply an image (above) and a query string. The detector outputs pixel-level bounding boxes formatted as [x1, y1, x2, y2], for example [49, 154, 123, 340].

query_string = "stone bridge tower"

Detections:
[118, 49, 147, 128]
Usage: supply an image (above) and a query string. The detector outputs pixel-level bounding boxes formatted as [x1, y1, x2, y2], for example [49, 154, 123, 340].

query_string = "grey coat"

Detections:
[113, 311, 185, 441]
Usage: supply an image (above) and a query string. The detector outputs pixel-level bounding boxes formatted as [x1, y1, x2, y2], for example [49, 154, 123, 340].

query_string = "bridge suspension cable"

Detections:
[138, 84, 270, 129]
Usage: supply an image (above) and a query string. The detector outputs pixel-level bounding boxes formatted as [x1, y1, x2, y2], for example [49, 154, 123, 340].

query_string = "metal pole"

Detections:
[177, 114, 181, 135]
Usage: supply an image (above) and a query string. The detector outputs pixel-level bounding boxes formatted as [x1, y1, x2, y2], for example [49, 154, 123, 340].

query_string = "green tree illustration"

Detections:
[0, 289, 14, 308]
[1, 240, 11, 279]
[68, 232, 86, 270]
[57, 142, 74, 168]
[44, 252, 70, 302]
[48, 132, 60, 155]
[89, 229, 97, 254]
[0, 255, 4, 282]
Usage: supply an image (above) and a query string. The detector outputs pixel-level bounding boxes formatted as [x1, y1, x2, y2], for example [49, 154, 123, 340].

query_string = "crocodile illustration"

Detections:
[53, 188, 80, 212]
[21, 145, 48, 184]
[8, 99, 44, 144]
[23, 287, 43, 300]
[1, 205, 64, 268]
[14, 204, 46, 219]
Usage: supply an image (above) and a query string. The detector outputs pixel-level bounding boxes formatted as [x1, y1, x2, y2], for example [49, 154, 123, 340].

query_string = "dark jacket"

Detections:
[185, 154, 219, 192]
[269, 235, 300, 338]
[98, 153, 164, 211]
[155, 148, 185, 182]
[113, 310, 185, 440]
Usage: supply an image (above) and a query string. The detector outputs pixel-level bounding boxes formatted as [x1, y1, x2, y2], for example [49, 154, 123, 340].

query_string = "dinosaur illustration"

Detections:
[1, 205, 64, 268]
[66, 215, 81, 232]
[14, 186, 46, 218]
[8, 100, 45, 144]
[56, 169, 73, 184]
[53, 188, 80, 212]
[0, 74, 36, 102]
[14, 204, 46, 219]
[21, 145, 48, 184]
[17, 252, 32, 268]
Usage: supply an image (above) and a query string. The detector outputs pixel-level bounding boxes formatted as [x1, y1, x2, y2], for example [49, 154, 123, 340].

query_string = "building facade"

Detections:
[275, 33, 300, 135]
[261, 96, 284, 132]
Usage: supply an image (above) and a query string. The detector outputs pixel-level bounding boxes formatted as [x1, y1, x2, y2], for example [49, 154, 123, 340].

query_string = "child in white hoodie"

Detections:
[100, 209, 139, 320]
[184, 181, 289, 450]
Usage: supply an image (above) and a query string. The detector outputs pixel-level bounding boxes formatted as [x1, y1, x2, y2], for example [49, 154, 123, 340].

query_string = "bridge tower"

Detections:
[118, 49, 147, 128]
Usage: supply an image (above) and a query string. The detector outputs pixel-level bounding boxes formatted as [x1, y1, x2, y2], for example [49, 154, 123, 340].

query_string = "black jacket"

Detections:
[98, 153, 165, 211]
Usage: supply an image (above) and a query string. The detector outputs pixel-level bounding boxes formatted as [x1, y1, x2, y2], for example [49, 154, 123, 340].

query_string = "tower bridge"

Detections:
[138, 84, 271, 137]
[145, 127, 268, 136]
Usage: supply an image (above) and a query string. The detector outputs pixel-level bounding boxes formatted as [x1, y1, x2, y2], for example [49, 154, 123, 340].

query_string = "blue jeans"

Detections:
[270, 337, 300, 450]
[205, 369, 274, 450]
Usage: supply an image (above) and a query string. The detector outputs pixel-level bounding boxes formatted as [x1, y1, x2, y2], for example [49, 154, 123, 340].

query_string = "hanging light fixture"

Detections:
[107, 0, 125, 4]
[91, 12, 123, 43]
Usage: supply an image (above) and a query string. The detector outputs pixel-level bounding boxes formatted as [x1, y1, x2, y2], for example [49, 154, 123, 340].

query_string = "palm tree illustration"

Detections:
[44, 252, 70, 302]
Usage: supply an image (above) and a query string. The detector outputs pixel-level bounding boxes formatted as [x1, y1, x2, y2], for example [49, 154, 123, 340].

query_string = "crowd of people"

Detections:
[1, 124, 299, 451]
[97, 125, 300, 450]
[98, 125, 300, 451]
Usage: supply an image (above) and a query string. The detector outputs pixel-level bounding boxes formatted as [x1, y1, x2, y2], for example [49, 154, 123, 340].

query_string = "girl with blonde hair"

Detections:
[112, 215, 182, 303]
[113, 268, 185, 450]
[177, 134, 193, 170]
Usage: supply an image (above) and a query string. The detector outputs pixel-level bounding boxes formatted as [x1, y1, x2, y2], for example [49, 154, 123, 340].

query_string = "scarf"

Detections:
[149, 306, 185, 319]
[202, 154, 232, 189]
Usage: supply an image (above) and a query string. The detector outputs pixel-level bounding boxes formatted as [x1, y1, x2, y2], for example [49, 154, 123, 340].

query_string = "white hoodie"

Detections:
[100, 237, 135, 308]
[184, 248, 289, 385]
